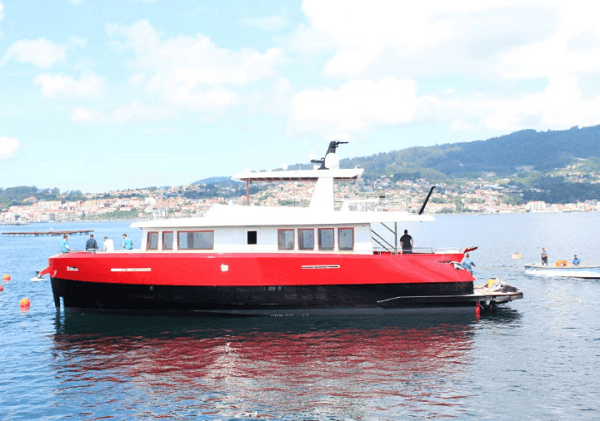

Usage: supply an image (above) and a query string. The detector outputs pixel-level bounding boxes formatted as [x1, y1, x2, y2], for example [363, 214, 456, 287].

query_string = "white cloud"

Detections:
[290, 0, 600, 139]
[104, 20, 285, 116]
[290, 78, 418, 137]
[240, 12, 289, 32]
[413, 73, 600, 134]
[70, 102, 173, 124]
[34, 72, 105, 99]
[483, 74, 600, 131]
[298, 0, 600, 81]
[71, 107, 107, 124]
[69, 36, 87, 48]
[2, 38, 66, 67]
[0, 2, 4, 20]
[0, 136, 19, 160]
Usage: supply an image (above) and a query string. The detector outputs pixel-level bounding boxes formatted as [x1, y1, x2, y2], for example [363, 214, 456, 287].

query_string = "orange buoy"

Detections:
[20, 297, 30, 308]
[3, 274, 10, 281]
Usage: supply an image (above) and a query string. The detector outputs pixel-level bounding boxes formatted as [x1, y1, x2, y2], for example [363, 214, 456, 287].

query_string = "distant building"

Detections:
[526, 201, 547, 211]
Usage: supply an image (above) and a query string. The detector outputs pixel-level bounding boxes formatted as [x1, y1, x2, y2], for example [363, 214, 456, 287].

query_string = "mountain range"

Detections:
[337, 125, 600, 180]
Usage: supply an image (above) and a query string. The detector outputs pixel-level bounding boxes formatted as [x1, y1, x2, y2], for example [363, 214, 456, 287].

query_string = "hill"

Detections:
[337, 125, 600, 180]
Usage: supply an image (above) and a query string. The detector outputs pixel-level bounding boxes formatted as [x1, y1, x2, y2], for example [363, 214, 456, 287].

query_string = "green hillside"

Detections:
[340, 125, 600, 179]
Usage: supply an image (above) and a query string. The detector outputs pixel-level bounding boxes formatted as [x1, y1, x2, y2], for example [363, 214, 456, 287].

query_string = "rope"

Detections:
[476, 265, 523, 273]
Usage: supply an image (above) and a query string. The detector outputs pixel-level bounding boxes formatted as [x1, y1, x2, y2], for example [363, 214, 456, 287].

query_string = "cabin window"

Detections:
[338, 228, 354, 251]
[318, 228, 334, 250]
[298, 229, 314, 250]
[247, 231, 257, 245]
[147, 232, 159, 250]
[178, 231, 214, 250]
[163, 231, 173, 250]
[278, 229, 295, 250]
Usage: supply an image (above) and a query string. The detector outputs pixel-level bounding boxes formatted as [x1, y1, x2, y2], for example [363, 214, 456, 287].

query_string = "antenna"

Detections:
[418, 186, 436, 215]
[311, 141, 349, 170]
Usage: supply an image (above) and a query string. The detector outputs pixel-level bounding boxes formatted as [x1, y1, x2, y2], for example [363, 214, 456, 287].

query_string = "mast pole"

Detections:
[246, 180, 250, 205]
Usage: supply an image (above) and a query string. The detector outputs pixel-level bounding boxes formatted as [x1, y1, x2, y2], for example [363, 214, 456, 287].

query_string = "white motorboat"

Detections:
[524, 263, 600, 279]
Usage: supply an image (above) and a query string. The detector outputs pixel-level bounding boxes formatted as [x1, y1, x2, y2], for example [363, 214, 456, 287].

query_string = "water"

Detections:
[1, 214, 599, 420]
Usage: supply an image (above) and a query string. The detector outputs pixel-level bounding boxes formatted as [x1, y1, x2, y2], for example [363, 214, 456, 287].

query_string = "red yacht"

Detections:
[44, 142, 522, 315]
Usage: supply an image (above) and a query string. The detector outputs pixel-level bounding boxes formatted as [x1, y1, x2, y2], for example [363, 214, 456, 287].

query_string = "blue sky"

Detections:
[1, 0, 600, 193]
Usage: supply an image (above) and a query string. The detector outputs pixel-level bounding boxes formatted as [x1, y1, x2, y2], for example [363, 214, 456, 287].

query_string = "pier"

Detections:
[2, 229, 94, 237]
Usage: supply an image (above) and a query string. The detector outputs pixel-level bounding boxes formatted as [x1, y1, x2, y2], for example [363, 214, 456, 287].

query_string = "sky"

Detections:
[1, 0, 600, 193]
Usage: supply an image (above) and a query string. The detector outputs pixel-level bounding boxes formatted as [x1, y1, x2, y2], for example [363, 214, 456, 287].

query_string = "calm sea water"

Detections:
[1, 214, 599, 420]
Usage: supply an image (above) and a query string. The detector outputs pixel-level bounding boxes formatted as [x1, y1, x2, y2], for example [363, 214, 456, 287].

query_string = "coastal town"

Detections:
[2, 174, 599, 225]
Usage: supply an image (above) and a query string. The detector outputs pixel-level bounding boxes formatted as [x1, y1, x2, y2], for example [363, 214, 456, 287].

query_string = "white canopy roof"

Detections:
[233, 167, 363, 182]
[132, 204, 434, 229]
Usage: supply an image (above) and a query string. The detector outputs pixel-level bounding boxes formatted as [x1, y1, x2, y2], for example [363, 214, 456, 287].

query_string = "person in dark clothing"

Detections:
[400, 229, 413, 254]
[541, 248, 548, 266]
[86, 234, 98, 251]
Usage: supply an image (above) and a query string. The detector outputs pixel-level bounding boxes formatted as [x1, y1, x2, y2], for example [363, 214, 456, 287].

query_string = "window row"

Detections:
[146, 228, 355, 251]
[147, 231, 214, 251]
[278, 228, 354, 251]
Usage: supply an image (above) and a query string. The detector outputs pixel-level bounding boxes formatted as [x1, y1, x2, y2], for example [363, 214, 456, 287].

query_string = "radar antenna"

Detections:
[311, 141, 349, 170]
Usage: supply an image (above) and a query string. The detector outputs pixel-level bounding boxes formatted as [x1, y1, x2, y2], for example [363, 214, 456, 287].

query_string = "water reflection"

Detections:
[51, 313, 488, 418]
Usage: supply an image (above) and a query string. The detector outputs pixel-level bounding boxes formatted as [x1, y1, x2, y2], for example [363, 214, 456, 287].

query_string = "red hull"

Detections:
[47, 251, 473, 287]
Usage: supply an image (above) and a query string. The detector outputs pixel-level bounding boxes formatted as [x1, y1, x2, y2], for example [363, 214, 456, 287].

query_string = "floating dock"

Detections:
[2, 229, 94, 237]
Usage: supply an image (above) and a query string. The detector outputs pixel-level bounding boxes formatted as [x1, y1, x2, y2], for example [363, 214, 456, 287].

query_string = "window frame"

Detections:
[338, 227, 354, 251]
[162, 231, 174, 251]
[147, 231, 159, 251]
[298, 228, 315, 250]
[177, 230, 215, 251]
[318, 228, 335, 251]
[277, 228, 295, 251]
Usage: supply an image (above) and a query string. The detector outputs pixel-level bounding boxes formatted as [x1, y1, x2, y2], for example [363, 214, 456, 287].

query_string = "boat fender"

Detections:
[556, 260, 567, 267]
[487, 277, 502, 288]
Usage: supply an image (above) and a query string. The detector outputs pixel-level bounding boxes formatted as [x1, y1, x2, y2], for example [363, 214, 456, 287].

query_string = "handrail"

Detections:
[371, 230, 396, 253]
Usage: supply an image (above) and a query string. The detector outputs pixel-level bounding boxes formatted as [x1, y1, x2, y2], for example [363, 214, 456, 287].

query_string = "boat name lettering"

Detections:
[301, 265, 340, 270]
[66, 266, 78, 272]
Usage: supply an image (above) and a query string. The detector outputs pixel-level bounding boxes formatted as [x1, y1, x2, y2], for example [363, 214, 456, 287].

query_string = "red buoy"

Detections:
[3, 274, 10, 282]
[0, 284, 4, 292]
[475, 302, 481, 318]
[20, 297, 30, 308]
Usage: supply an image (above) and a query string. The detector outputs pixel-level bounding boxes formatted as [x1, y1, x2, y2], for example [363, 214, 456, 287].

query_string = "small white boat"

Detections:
[524, 264, 600, 279]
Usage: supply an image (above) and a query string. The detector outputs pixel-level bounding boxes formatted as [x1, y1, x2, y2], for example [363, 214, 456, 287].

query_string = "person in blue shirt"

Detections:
[461, 253, 476, 274]
[61, 235, 70, 253]
[573, 255, 581, 266]
[122, 233, 133, 250]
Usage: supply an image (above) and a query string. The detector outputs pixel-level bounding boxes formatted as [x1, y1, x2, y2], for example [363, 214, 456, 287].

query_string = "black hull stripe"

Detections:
[51, 278, 475, 313]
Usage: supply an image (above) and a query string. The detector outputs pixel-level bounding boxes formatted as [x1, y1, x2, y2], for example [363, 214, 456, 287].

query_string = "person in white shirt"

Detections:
[103, 236, 115, 251]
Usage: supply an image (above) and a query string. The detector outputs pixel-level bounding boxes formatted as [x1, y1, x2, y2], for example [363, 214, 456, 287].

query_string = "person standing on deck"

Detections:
[461, 253, 476, 274]
[400, 229, 413, 254]
[541, 248, 549, 266]
[85, 234, 98, 251]
[61, 235, 70, 253]
[573, 255, 581, 266]
[122, 233, 133, 250]
[103, 236, 115, 252]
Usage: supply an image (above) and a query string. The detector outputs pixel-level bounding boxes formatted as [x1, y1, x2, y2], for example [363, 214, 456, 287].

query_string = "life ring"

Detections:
[555, 260, 567, 267]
